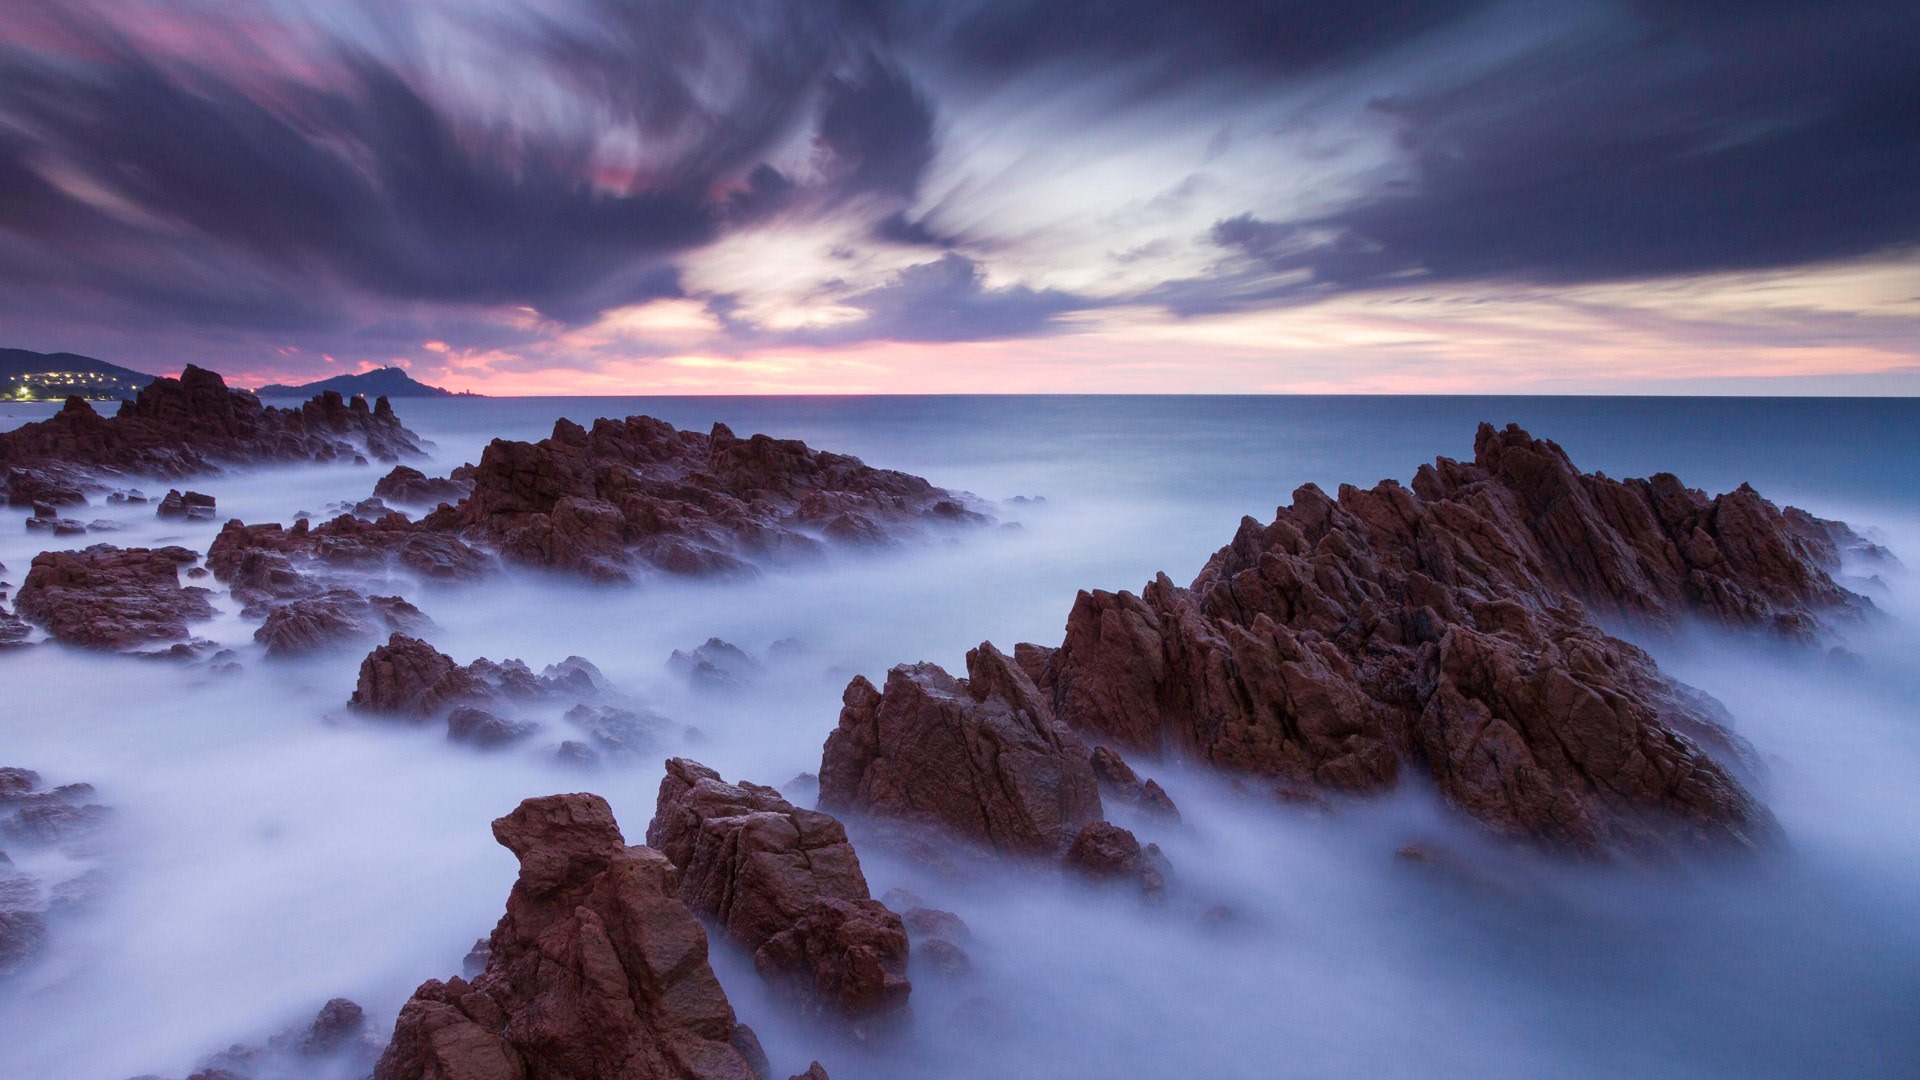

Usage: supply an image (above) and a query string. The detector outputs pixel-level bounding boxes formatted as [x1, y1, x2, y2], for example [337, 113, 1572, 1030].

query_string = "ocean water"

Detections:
[1, 395, 1917, 1079]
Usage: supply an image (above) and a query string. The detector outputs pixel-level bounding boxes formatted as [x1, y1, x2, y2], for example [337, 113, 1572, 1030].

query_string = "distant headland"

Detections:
[254, 366, 479, 398]
[2, 347, 156, 401]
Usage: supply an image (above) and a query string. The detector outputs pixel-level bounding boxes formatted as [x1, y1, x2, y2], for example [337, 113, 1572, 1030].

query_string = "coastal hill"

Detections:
[1, 347, 156, 401]
[255, 366, 475, 398]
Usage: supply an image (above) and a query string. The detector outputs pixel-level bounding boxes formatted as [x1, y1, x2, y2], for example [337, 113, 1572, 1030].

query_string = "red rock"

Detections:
[1088, 746, 1181, 821]
[0, 907, 46, 975]
[789, 1065, 831, 1080]
[13, 545, 214, 649]
[373, 793, 766, 1080]
[374, 465, 473, 507]
[348, 634, 493, 719]
[0, 367, 425, 486]
[820, 643, 1102, 856]
[256, 590, 428, 658]
[646, 759, 910, 1024]
[1027, 424, 1817, 858]
[420, 414, 990, 581]
[445, 707, 537, 749]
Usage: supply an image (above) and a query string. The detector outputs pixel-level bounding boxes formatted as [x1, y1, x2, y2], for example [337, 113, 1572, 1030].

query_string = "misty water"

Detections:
[3, 395, 1918, 1079]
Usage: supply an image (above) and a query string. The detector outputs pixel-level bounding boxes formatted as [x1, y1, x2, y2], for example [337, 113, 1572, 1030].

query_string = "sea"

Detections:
[2, 395, 1917, 1079]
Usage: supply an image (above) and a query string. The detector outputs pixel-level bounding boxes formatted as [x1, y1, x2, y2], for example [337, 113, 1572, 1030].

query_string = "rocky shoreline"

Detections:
[0, 368, 1898, 1077]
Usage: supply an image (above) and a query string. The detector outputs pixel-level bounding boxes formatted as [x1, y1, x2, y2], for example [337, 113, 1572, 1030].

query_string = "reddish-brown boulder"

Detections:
[821, 643, 1103, 856]
[1023, 424, 1822, 857]
[256, 590, 427, 658]
[348, 634, 493, 719]
[373, 793, 767, 1080]
[374, 465, 473, 507]
[646, 759, 909, 1024]
[13, 545, 213, 649]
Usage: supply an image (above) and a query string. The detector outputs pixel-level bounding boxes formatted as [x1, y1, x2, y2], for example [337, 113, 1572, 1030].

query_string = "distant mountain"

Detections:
[1, 347, 157, 401]
[254, 366, 475, 398]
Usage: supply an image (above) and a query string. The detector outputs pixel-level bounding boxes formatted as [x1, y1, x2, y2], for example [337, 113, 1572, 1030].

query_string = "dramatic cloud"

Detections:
[0, 0, 1914, 390]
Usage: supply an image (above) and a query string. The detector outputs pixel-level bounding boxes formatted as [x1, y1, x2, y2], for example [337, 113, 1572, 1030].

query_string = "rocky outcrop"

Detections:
[1, 768, 112, 977]
[1088, 746, 1181, 821]
[374, 464, 473, 507]
[207, 516, 494, 589]
[347, 634, 496, 719]
[373, 793, 769, 1080]
[0, 367, 425, 496]
[254, 590, 427, 658]
[1063, 821, 1169, 900]
[820, 643, 1102, 856]
[408, 415, 990, 582]
[1021, 424, 1839, 857]
[669, 639, 763, 692]
[156, 489, 217, 521]
[647, 759, 910, 1025]
[13, 545, 212, 649]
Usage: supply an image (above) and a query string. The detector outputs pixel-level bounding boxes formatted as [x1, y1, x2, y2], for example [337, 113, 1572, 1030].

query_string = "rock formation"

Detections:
[402, 415, 990, 582]
[1014, 424, 1855, 857]
[647, 759, 910, 1024]
[374, 464, 474, 508]
[820, 643, 1102, 856]
[13, 545, 213, 649]
[373, 793, 770, 1080]
[1, 768, 112, 977]
[0, 366, 425, 499]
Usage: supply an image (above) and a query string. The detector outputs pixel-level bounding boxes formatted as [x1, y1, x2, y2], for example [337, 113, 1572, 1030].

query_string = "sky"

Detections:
[0, 0, 1916, 395]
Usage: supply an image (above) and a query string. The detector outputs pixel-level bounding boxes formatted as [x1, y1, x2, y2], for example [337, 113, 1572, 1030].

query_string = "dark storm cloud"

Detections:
[790, 253, 1089, 344]
[1200, 0, 1920, 298]
[0, 1, 942, 346]
[0, 0, 1915, 377]
[883, 0, 1489, 82]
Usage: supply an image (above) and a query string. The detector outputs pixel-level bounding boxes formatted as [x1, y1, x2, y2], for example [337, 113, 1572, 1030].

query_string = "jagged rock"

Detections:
[0, 768, 39, 801]
[901, 907, 970, 943]
[647, 758, 910, 1024]
[12, 545, 212, 649]
[294, 997, 367, 1057]
[446, 707, 537, 749]
[1088, 746, 1181, 821]
[374, 465, 473, 507]
[348, 634, 494, 719]
[0, 909, 46, 974]
[563, 704, 668, 760]
[1024, 424, 1827, 858]
[156, 489, 216, 520]
[0, 368, 423, 480]
[820, 643, 1103, 856]
[0, 603, 29, 647]
[373, 793, 766, 1080]
[413, 415, 991, 582]
[255, 589, 428, 658]
[2, 801, 111, 846]
[5, 468, 85, 508]
[207, 516, 494, 593]
[1062, 821, 1167, 899]
[669, 638, 763, 692]
[789, 1065, 830, 1080]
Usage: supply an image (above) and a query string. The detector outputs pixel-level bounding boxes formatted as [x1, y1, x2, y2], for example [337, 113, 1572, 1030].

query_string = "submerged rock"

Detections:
[373, 464, 473, 507]
[647, 758, 910, 1025]
[373, 793, 768, 1080]
[820, 643, 1102, 856]
[13, 545, 213, 649]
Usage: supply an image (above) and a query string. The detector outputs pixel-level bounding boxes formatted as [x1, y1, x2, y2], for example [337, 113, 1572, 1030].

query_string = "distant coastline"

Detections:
[1, 347, 155, 401]
[254, 366, 480, 399]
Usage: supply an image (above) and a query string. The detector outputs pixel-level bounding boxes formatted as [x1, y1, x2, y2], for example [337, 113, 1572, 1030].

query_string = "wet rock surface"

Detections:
[407, 414, 991, 582]
[373, 793, 769, 1080]
[13, 544, 213, 649]
[647, 758, 911, 1024]
[1023, 423, 1830, 857]
[821, 643, 1102, 856]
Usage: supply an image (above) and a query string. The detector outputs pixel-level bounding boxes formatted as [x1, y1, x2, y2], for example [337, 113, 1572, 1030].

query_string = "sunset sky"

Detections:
[2, 0, 1916, 394]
